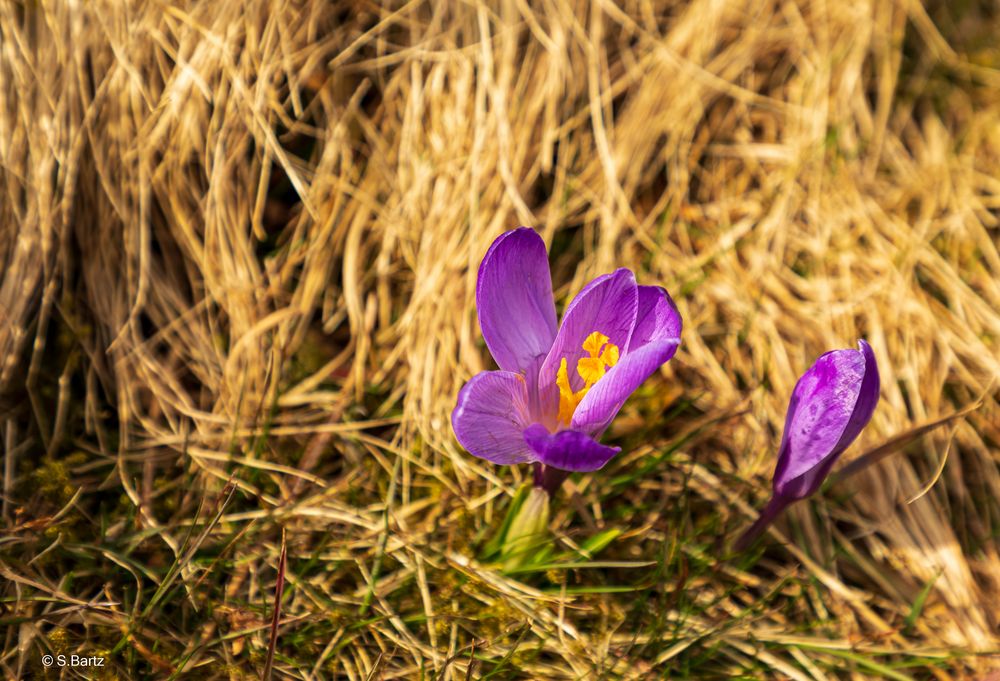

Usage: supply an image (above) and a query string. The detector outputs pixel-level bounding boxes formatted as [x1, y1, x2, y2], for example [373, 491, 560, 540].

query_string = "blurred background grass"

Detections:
[2, 0, 1000, 678]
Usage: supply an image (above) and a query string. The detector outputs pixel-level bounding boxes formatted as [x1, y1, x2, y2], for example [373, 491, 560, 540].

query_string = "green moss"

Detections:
[31, 459, 75, 506]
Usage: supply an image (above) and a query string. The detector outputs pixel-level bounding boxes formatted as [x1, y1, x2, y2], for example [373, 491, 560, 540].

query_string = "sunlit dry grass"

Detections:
[2, 0, 1000, 678]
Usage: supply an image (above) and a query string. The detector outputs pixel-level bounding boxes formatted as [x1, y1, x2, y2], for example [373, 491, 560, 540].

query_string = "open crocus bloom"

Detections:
[735, 339, 880, 550]
[451, 228, 682, 473]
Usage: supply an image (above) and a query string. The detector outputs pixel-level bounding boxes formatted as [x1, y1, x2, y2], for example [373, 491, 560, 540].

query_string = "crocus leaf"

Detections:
[501, 486, 551, 572]
[480, 484, 532, 561]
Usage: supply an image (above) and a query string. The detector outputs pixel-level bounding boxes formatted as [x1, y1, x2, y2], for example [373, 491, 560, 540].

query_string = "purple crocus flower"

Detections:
[734, 340, 880, 550]
[452, 228, 681, 491]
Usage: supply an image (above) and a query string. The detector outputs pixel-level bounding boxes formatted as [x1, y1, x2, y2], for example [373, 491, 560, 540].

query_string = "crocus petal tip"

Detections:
[523, 424, 621, 472]
[476, 227, 558, 374]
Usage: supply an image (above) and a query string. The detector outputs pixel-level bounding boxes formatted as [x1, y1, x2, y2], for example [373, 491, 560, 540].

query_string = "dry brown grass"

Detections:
[2, 0, 1000, 678]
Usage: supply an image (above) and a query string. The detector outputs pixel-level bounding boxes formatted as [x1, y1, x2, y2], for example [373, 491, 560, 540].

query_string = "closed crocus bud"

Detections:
[735, 340, 880, 551]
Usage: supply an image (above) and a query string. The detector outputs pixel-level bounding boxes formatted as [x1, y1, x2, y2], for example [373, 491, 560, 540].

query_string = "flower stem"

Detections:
[532, 462, 570, 496]
[733, 496, 791, 552]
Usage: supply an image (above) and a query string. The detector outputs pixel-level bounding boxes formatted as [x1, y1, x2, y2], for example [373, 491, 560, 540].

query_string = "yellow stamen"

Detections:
[556, 358, 583, 425]
[582, 331, 610, 357]
[556, 330, 620, 426]
[577, 356, 606, 384]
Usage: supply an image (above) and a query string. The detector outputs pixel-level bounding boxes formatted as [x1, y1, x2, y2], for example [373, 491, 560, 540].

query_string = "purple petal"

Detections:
[537, 269, 639, 409]
[571, 339, 680, 435]
[452, 371, 533, 465]
[628, 285, 682, 353]
[522, 353, 549, 425]
[773, 340, 880, 499]
[832, 340, 880, 452]
[523, 424, 621, 472]
[476, 228, 558, 373]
